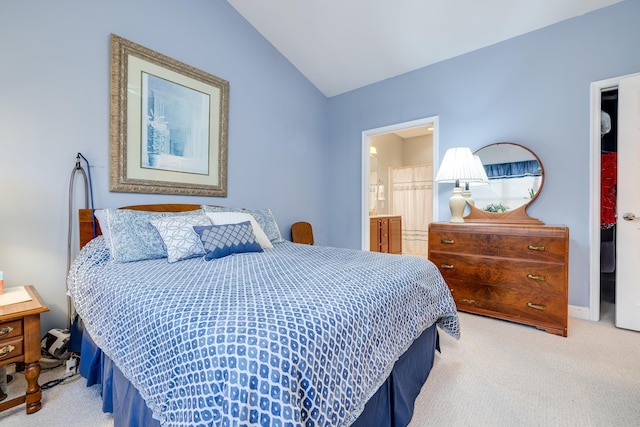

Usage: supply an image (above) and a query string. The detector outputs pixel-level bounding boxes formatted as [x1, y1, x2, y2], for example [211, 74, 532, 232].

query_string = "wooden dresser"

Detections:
[370, 215, 402, 254]
[428, 222, 569, 336]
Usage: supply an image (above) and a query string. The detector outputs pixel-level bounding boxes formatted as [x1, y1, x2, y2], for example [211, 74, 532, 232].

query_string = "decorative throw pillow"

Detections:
[204, 211, 273, 249]
[150, 215, 212, 263]
[193, 221, 263, 261]
[201, 206, 284, 244]
[103, 208, 205, 262]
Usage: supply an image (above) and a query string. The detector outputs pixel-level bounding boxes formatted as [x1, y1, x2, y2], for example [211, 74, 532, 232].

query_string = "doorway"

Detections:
[599, 88, 618, 324]
[590, 78, 619, 323]
[361, 116, 439, 255]
[589, 72, 640, 328]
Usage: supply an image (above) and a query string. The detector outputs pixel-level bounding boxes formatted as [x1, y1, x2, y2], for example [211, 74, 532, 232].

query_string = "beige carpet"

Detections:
[409, 306, 640, 427]
[1, 307, 638, 427]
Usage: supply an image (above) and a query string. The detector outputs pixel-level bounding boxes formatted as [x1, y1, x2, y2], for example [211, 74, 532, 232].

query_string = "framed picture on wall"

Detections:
[109, 34, 229, 197]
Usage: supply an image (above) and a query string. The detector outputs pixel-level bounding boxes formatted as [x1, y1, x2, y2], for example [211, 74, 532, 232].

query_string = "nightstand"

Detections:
[0, 285, 49, 414]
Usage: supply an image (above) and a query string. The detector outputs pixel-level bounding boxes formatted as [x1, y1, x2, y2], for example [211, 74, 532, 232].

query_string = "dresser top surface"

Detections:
[430, 221, 568, 231]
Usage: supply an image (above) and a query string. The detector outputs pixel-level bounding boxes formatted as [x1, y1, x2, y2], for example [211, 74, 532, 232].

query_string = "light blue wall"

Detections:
[3, 0, 639, 332]
[0, 0, 329, 332]
[327, 0, 640, 308]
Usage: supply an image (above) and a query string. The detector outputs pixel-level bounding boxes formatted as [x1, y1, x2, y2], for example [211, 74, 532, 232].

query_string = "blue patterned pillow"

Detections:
[103, 208, 204, 262]
[193, 221, 263, 260]
[150, 214, 211, 263]
[201, 206, 284, 244]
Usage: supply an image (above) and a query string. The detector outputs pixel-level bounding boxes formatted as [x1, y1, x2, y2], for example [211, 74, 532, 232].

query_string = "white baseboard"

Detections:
[569, 305, 591, 320]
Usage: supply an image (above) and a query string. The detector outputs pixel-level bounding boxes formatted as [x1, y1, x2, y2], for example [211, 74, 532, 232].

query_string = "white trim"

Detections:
[361, 116, 439, 251]
[569, 304, 591, 320]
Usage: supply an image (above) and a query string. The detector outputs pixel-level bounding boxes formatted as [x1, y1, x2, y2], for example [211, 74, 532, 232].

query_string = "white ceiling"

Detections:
[227, 0, 622, 97]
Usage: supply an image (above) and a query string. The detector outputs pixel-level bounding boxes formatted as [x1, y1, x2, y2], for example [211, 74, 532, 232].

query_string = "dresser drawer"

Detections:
[429, 230, 490, 254]
[448, 279, 566, 328]
[493, 234, 567, 263]
[430, 252, 566, 295]
[429, 227, 567, 262]
[0, 319, 23, 341]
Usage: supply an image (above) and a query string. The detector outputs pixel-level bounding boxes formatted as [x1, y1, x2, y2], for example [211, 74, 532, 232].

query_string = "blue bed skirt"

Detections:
[79, 324, 439, 427]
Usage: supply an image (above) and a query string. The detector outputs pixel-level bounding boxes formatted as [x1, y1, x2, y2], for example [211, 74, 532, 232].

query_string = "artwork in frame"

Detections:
[109, 34, 229, 197]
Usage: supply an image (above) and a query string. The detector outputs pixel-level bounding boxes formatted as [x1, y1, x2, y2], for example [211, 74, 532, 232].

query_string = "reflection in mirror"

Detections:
[472, 143, 543, 213]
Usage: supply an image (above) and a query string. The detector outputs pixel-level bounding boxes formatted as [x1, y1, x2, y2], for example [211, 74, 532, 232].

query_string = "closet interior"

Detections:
[600, 88, 618, 316]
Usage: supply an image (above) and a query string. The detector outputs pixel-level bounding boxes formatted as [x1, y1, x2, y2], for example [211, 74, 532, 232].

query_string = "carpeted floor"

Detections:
[1, 308, 638, 427]
[0, 361, 113, 427]
[408, 306, 640, 427]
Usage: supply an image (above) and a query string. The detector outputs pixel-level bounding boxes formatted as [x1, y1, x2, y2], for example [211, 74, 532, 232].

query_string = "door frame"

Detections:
[361, 116, 439, 251]
[588, 73, 640, 321]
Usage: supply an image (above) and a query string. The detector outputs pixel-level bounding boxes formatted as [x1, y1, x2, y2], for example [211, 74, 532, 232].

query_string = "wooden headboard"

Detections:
[79, 204, 203, 249]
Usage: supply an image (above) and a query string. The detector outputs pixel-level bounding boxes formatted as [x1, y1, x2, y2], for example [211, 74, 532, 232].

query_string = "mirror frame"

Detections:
[464, 142, 545, 224]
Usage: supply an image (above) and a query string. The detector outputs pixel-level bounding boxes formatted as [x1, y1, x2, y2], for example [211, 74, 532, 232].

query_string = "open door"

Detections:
[615, 73, 640, 331]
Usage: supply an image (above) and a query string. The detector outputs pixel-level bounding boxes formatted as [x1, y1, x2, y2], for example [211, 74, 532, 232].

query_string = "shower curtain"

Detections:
[390, 165, 432, 258]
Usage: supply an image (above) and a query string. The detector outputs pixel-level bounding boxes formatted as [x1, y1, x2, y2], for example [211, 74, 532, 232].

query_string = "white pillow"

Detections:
[204, 211, 273, 249]
[93, 209, 111, 249]
[150, 214, 212, 263]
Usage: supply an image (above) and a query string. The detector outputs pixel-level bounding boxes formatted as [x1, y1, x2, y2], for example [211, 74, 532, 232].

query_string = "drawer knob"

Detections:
[440, 264, 455, 270]
[527, 274, 546, 281]
[441, 239, 455, 245]
[527, 302, 546, 311]
[0, 344, 16, 359]
[528, 245, 546, 251]
[0, 326, 14, 337]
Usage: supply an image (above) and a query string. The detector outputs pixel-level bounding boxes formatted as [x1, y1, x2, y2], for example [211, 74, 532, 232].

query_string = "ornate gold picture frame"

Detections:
[109, 34, 229, 197]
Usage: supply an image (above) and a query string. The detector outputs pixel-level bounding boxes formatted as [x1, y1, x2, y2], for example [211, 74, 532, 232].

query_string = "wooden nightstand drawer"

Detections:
[0, 336, 23, 363]
[0, 319, 23, 341]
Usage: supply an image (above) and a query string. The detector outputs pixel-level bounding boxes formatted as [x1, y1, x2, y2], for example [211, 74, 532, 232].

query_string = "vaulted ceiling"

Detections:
[228, 0, 623, 97]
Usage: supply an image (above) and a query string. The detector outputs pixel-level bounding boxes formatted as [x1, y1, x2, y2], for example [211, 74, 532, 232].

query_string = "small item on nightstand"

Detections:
[0, 271, 4, 294]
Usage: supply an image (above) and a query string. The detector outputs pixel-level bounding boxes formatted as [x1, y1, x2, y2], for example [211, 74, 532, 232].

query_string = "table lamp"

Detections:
[435, 147, 485, 222]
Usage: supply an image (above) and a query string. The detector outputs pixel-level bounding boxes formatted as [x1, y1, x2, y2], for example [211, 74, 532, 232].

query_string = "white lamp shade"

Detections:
[436, 147, 486, 223]
[435, 147, 484, 184]
[465, 155, 489, 186]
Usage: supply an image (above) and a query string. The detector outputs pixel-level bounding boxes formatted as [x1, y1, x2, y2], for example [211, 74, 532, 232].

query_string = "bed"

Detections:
[68, 204, 459, 427]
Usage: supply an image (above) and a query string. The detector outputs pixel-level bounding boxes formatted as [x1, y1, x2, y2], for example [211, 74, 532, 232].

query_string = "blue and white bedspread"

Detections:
[68, 237, 459, 427]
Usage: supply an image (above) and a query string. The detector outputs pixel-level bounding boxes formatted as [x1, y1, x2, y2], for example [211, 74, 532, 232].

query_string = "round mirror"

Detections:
[465, 142, 544, 223]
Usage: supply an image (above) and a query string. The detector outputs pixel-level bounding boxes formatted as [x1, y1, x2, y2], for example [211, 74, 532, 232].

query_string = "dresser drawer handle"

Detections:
[0, 326, 14, 338]
[0, 344, 16, 358]
[528, 245, 546, 251]
[440, 239, 455, 245]
[527, 274, 546, 281]
[440, 264, 455, 270]
[527, 302, 546, 311]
